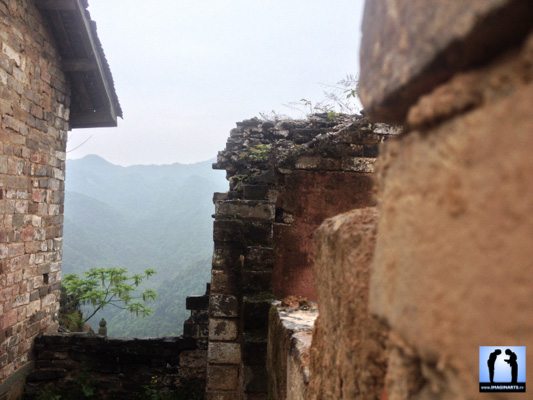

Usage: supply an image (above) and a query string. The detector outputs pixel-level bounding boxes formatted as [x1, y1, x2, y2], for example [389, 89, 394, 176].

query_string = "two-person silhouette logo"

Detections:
[487, 349, 518, 383]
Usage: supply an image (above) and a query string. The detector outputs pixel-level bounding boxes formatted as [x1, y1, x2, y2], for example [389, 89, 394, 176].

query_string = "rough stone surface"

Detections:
[308, 208, 387, 400]
[208, 341, 241, 364]
[359, 0, 533, 123]
[267, 303, 317, 400]
[0, 0, 70, 392]
[207, 365, 239, 391]
[273, 171, 375, 300]
[369, 32, 533, 400]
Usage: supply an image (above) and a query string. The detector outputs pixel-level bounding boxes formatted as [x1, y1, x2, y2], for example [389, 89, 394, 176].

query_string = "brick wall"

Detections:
[0, 0, 70, 396]
[23, 334, 203, 400]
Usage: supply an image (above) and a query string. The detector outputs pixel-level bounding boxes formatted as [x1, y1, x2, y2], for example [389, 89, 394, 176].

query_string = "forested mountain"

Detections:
[63, 155, 227, 336]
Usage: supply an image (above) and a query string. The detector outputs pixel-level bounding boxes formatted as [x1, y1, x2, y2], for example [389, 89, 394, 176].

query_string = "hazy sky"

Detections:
[67, 0, 364, 165]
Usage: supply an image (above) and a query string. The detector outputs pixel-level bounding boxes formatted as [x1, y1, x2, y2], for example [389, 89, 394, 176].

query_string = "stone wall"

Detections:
[272, 170, 375, 300]
[23, 335, 203, 400]
[267, 301, 316, 400]
[23, 288, 210, 399]
[308, 208, 387, 400]
[0, 0, 70, 397]
[209, 115, 393, 399]
[360, 1, 532, 398]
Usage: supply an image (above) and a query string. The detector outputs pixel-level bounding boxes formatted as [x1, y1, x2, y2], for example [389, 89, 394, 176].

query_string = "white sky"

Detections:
[67, 0, 365, 165]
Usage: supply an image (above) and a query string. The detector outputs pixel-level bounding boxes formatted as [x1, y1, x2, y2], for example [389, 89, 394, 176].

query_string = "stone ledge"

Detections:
[267, 303, 317, 400]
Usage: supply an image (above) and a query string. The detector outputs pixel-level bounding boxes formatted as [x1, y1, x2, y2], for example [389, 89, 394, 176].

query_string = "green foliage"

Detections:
[76, 370, 95, 398]
[326, 110, 338, 121]
[241, 144, 272, 162]
[34, 370, 95, 400]
[58, 286, 84, 332]
[59, 310, 84, 332]
[36, 385, 62, 400]
[62, 267, 157, 323]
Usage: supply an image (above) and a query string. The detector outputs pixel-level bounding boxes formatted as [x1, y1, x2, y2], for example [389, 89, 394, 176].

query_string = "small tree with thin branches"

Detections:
[62, 267, 157, 324]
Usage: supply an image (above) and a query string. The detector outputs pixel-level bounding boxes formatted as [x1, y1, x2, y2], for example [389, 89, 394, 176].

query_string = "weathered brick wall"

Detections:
[23, 288, 210, 399]
[358, 1, 533, 399]
[23, 334, 204, 400]
[0, 0, 70, 395]
[272, 170, 375, 300]
[210, 115, 394, 399]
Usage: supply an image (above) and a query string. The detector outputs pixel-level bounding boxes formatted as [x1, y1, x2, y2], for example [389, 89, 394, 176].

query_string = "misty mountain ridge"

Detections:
[63, 154, 227, 336]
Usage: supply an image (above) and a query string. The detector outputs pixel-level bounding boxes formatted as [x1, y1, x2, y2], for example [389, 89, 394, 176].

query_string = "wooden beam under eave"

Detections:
[36, 0, 76, 11]
[69, 111, 117, 129]
[63, 59, 97, 72]
[72, 0, 118, 125]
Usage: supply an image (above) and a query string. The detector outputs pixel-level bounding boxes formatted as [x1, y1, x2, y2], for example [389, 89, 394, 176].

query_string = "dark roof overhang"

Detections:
[36, 0, 122, 129]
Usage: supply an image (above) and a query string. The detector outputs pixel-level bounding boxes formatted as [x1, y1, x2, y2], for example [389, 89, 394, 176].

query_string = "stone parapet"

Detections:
[23, 333, 204, 399]
[267, 302, 317, 400]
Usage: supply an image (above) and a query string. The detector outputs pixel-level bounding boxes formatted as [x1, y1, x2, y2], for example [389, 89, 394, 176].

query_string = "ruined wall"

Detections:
[22, 288, 210, 400]
[209, 115, 393, 399]
[358, 1, 533, 399]
[0, 0, 70, 396]
[23, 335, 203, 400]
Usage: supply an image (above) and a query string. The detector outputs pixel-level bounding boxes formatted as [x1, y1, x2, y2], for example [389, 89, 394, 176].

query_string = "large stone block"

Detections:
[209, 294, 239, 318]
[210, 269, 237, 295]
[213, 219, 273, 245]
[215, 200, 275, 221]
[207, 342, 241, 364]
[208, 318, 238, 341]
[308, 208, 387, 400]
[370, 52, 533, 398]
[359, 0, 533, 122]
[207, 365, 239, 391]
[244, 246, 274, 271]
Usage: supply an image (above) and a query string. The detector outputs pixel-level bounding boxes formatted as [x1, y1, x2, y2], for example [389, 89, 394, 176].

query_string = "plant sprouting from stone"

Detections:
[246, 144, 272, 162]
[62, 267, 157, 323]
[279, 74, 361, 118]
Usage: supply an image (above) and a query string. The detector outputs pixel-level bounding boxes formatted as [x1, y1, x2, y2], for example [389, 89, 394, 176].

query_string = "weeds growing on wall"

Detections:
[259, 74, 361, 120]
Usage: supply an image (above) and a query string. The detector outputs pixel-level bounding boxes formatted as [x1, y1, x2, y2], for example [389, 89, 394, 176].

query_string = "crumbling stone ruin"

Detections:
[23, 286, 210, 399]
[207, 114, 396, 399]
[1, 0, 532, 399]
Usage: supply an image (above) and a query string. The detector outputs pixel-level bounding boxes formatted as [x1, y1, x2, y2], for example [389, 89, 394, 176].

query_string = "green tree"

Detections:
[62, 267, 157, 323]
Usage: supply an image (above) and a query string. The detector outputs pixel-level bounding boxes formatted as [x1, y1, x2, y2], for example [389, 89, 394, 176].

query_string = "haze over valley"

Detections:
[63, 155, 227, 336]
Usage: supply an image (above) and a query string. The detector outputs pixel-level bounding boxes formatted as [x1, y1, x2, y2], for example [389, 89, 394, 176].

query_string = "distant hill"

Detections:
[63, 155, 227, 337]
